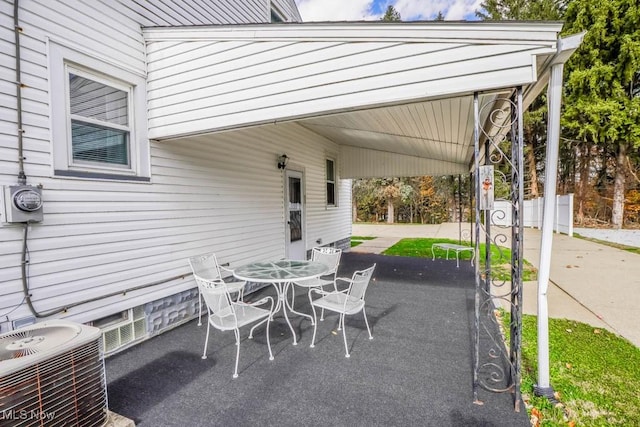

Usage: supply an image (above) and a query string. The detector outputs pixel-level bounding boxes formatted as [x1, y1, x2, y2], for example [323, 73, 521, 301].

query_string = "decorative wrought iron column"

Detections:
[472, 88, 525, 411]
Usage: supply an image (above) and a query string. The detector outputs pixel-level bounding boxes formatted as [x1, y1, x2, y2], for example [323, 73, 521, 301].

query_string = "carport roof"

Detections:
[143, 21, 579, 177]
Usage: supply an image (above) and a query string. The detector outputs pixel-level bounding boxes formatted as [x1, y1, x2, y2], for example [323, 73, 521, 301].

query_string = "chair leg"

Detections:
[340, 314, 350, 358]
[202, 320, 210, 359]
[197, 291, 203, 326]
[266, 315, 274, 361]
[233, 328, 240, 379]
[362, 307, 373, 340]
[310, 291, 318, 348]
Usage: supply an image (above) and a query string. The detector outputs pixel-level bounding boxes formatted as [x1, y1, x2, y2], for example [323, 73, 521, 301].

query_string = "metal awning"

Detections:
[142, 21, 572, 178]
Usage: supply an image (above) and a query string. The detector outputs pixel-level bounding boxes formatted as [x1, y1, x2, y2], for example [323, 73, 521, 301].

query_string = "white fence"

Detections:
[493, 194, 574, 236]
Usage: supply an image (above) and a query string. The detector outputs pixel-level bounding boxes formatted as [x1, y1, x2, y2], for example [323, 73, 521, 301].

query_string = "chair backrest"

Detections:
[188, 253, 223, 282]
[193, 274, 235, 326]
[311, 247, 342, 275]
[189, 253, 237, 326]
[347, 264, 376, 301]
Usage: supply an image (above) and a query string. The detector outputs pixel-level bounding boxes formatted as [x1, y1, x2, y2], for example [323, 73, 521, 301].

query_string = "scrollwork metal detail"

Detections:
[473, 89, 524, 412]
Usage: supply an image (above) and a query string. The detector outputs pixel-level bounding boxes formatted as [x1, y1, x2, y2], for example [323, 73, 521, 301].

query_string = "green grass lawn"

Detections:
[382, 237, 537, 281]
[508, 315, 640, 426]
[351, 235, 376, 247]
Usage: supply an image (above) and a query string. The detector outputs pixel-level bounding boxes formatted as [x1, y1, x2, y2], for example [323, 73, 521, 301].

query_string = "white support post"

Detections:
[535, 62, 565, 399]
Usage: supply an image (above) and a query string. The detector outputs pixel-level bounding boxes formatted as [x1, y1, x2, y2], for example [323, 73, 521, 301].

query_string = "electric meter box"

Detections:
[2, 185, 44, 223]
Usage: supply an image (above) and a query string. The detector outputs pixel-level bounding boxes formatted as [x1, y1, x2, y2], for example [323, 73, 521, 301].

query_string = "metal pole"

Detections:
[510, 87, 524, 411]
[458, 175, 462, 244]
[472, 92, 481, 404]
[484, 138, 491, 291]
[470, 172, 474, 245]
[535, 63, 565, 400]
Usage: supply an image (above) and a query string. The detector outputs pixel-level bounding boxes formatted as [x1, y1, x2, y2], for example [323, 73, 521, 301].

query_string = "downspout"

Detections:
[535, 32, 585, 400]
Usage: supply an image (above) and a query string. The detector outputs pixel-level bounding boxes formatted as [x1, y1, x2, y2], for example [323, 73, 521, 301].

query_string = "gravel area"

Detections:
[573, 228, 640, 248]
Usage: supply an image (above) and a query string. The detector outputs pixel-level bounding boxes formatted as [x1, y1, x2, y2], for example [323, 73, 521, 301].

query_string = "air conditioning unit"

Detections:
[0, 320, 108, 426]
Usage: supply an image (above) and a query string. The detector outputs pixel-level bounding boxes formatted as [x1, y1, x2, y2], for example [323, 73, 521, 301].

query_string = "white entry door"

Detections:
[285, 170, 305, 260]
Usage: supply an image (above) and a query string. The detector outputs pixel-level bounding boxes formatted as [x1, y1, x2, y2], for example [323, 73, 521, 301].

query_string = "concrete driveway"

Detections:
[352, 223, 640, 348]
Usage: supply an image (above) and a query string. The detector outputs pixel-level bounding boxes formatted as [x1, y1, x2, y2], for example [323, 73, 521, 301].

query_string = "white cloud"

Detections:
[443, 0, 484, 20]
[295, 0, 485, 22]
[295, 0, 379, 22]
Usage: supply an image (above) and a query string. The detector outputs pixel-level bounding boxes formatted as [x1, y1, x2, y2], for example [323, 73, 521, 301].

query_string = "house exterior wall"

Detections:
[0, 0, 348, 338]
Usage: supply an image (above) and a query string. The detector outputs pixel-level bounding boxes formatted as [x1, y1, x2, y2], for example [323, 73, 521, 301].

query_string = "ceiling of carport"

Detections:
[298, 93, 502, 175]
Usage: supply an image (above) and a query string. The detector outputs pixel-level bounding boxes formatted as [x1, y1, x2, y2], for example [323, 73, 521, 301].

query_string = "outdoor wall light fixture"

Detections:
[277, 154, 289, 170]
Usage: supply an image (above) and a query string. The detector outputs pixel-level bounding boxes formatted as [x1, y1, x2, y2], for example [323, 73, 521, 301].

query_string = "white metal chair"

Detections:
[291, 247, 342, 323]
[195, 273, 274, 378]
[309, 264, 376, 358]
[188, 253, 245, 326]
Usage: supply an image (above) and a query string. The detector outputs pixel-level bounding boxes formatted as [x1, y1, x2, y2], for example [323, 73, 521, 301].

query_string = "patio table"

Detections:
[233, 259, 328, 345]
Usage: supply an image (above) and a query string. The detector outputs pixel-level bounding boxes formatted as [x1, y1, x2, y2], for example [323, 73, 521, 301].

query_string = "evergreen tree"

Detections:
[562, 0, 640, 228]
[477, 0, 565, 20]
[381, 5, 401, 21]
[476, 0, 565, 201]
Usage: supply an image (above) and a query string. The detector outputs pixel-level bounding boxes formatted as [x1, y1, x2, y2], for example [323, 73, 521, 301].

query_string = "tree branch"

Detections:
[627, 156, 640, 184]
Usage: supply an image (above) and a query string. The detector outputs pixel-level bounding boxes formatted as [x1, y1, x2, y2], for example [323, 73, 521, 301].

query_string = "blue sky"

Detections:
[294, 0, 485, 22]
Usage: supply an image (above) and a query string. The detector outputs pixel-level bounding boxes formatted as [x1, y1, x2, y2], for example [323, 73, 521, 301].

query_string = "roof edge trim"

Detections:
[143, 22, 564, 45]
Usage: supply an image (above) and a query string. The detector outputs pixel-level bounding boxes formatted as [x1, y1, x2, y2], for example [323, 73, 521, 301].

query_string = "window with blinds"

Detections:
[49, 40, 150, 181]
[68, 70, 131, 167]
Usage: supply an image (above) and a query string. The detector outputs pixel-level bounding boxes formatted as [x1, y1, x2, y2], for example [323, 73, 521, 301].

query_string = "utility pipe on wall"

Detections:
[13, 0, 26, 185]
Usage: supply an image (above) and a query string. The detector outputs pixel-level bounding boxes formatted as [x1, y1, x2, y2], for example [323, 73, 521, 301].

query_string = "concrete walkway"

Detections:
[352, 223, 640, 347]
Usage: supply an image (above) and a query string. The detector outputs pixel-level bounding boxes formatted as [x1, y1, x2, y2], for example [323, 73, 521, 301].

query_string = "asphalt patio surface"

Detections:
[352, 223, 640, 348]
[105, 223, 638, 427]
[106, 252, 529, 427]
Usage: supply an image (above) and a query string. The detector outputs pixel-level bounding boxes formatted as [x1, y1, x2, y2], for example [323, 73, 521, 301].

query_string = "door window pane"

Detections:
[289, 211, 302, 242]
[288, 176, 302, 242]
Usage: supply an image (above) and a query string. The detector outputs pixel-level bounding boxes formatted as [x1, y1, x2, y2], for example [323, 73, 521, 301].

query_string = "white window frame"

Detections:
[326, 157, 337, 207]
[49, 41, 150, 181]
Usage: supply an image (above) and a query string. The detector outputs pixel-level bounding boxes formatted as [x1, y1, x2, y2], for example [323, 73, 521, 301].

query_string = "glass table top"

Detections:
[233, 259, 328, 283]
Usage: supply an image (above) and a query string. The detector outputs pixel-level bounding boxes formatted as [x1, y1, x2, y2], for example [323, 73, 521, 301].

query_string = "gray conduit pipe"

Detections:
[14, 0, 26, 185]
[21, 223, 192, 318]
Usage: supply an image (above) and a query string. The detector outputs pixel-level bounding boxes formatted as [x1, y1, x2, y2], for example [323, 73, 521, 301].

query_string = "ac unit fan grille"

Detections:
[0, 340, 107, 427]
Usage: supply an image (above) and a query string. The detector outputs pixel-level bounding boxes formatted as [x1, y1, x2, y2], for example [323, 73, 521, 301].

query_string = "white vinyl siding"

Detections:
[0, 122, 350, 324]
[1, 0, 321, 327]
[144, 24, 559, 140]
